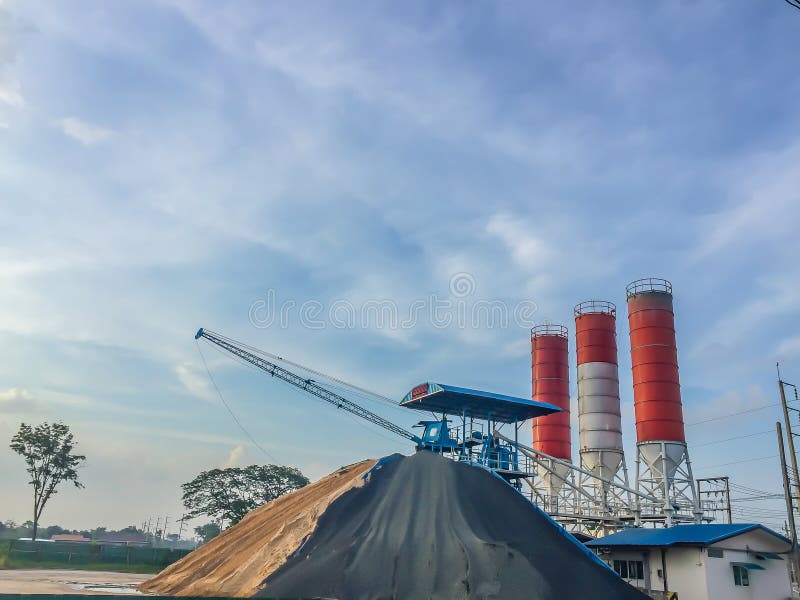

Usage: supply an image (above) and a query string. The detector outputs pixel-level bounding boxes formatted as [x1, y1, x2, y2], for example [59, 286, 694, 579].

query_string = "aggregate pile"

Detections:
[143, 452, 647, 599]
[257, 451, 647, 600]
[139, 459, 377, 597]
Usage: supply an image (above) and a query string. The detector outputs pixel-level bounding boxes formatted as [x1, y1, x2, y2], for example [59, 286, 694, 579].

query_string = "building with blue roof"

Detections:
[587, 523, 791, 600]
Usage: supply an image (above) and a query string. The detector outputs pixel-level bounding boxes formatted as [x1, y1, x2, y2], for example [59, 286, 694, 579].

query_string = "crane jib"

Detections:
[196, 328, 421, 445]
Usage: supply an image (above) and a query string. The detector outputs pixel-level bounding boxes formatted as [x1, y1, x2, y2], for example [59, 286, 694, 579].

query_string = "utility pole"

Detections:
[779, 368, 800, 504]
[724, 477, 731, 524]
[777, 421, 800, 580]
[177, 514, 187, 540]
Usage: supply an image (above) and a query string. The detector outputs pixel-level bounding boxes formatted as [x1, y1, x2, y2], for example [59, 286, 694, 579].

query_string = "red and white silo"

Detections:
[531, 324, 572, 500]
[574, 301, 628, 496]
[627, 278, 700, 524]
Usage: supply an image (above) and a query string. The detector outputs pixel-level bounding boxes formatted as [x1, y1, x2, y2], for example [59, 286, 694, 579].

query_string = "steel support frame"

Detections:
[635, 441, 702, 525]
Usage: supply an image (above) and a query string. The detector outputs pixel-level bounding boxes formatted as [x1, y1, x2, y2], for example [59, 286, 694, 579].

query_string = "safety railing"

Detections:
[531, 323, 568, 338]
[626, 278, 672, 297]
[574, 300, 616, 317]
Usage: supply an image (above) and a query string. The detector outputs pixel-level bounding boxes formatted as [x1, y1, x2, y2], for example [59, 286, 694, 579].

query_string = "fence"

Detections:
[6, 539, 191, 568]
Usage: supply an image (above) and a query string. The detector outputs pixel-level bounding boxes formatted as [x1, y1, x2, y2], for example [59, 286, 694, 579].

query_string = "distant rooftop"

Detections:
[586, 524, 790, 549]
[400, 382, 560, 423]
[51, 533, 90, 542]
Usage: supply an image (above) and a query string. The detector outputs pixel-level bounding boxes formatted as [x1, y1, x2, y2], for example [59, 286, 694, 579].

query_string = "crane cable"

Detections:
[202, 330, 401, 408]
[196, 340, 280, 463]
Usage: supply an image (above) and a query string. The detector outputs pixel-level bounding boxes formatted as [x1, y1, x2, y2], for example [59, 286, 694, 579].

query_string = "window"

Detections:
[613, 560, 644, 581]
[613, 560, 628, 579]
[630, 560, 644, 580]
[732, 565, 749, 587]
[707, 548, 724, 559]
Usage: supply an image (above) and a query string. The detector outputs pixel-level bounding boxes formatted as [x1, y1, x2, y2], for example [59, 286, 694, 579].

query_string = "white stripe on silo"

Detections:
[578, 361, 624, 476]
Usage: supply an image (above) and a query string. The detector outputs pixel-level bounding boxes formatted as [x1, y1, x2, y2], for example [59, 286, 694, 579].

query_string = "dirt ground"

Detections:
[0, 569, 152, 595]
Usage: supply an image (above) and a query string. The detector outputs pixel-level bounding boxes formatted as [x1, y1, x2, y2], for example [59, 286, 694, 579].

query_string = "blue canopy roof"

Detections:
[586, 524, 790, 549]
[400, 382, 561, 423]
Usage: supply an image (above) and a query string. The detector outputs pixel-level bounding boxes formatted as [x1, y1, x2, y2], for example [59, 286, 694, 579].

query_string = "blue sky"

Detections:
[1, 0, 799, 534]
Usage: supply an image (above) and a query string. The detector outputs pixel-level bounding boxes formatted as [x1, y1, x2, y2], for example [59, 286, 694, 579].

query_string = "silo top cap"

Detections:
[531, 323, 568, 338]
[574, 300, 616, 317]
[626, 278, 672, 298]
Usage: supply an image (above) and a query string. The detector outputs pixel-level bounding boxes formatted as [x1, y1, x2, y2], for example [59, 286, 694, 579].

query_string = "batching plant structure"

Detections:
[530, 324, 574, 514]
[574, 301, 631, 521]
[626, 278, 702, 525]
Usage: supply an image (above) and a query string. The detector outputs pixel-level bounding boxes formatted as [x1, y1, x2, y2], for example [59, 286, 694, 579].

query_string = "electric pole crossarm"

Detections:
[196, 328, 420, 445]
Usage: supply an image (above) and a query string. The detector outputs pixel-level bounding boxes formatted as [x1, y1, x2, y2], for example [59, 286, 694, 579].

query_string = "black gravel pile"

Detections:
[257, 451, 647, 600]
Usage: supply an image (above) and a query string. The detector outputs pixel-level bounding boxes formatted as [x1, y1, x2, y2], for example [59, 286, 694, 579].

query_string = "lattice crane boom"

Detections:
[195, 328, 421, 445]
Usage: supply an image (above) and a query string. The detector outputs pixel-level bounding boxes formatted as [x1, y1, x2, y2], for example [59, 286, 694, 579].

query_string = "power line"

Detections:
[729, 482, 782, 495]
[784, 0, 800, 12]
[196, 340, 280, 463]
[691, 429, 773, 448]
[686, 402, 786, 427]
[695, 455, 778, 470]
[730, 495, 784, 502]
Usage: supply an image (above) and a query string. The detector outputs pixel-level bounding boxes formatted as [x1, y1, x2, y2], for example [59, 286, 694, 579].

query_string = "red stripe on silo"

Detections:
[531, 325, 571, 460]
[575, 311, 617, 365]
[626, 280, 686, 443]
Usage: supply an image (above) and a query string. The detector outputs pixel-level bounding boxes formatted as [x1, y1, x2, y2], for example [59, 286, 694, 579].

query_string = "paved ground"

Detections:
[0, 569, 152, 595]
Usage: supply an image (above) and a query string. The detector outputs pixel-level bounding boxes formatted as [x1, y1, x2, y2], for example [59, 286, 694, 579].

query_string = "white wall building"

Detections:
[587, 523, 792, 600]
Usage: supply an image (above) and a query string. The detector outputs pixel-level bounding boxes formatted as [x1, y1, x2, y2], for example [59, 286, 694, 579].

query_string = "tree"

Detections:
[194, 522, 221, 544]
[9, 422, 85, 540]
[43, 524, 66, 538]
[182, 464, 309, 527]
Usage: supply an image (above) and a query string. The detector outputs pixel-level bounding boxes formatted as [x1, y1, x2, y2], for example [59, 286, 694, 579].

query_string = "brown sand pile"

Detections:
[139, 458, 377, 597]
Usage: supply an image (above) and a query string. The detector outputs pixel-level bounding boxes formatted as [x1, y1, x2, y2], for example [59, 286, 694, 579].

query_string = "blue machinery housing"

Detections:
[400, 382, 560, 475]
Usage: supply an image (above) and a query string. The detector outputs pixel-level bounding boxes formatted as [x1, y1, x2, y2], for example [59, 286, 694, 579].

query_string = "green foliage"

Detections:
[0, 541, 9, 568]
[194, 522, 221, 544]
[182, 464, 309, 526]
[9, 421, 86, 540]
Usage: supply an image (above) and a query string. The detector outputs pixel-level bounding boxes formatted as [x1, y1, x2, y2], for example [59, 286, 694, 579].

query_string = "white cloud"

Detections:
[0, 82, 22, 108]
[689, 275, 800, 363]
[222, 444, 244, 468]
[0, 387, 38, 412]
[486, 213, 554, 271]
[776, 336, 800, 361]
[696, 143, 800, 259]
[58, 117, 113, 145]
[174, 364, 216, 401]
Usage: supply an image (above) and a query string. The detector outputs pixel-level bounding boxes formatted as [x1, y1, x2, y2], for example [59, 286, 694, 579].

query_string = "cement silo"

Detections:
[531, 324, 571, 459]
[626, 278, 701, 524]
[574, 301, 630, 510]
[531, 324, 572, 507]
